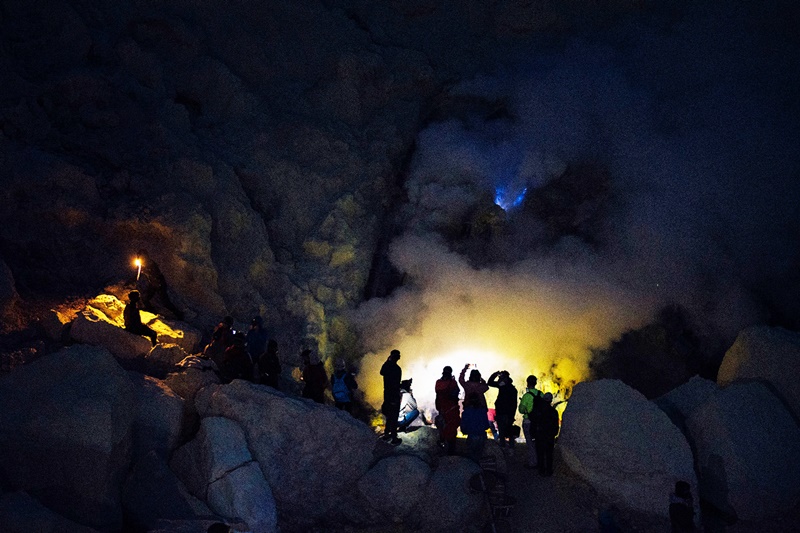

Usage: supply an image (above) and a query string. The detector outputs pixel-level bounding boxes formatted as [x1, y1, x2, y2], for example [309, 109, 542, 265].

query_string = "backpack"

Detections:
[332, 373, 351, 403]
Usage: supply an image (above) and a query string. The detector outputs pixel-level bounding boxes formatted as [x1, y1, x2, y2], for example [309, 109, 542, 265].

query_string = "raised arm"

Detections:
[487, 371, 501, 388]
[459, 365, 468, 387]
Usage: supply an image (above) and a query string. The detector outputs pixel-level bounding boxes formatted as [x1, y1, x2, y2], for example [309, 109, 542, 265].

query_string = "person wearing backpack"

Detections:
[330, 359, 358, 412]
[518, 375, 544, 469]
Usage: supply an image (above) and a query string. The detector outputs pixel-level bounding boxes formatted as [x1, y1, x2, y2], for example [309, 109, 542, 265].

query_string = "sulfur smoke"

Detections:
[351, 3, 800, 412]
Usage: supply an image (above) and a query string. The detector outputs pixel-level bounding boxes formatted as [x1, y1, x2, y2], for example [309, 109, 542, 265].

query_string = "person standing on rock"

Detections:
[533, 392, 559, 476]
[488, 370, 518, 449]
[669, 481, 696, 532]
[330, 358, 358, 412]
[222, 332, 252, 383]
[435, 366, 461, 454]
[380, 349, 402, 445]
[245, 315, 269, 370]
[461, 393, 492, 463]
[301, 349, 328, 403]
[123, 290, 158, 346]
[519, 375, 544, 469]
[257, 339, 282, 389]
[204, 315, 234, 368]
[459, 364, 489, 410]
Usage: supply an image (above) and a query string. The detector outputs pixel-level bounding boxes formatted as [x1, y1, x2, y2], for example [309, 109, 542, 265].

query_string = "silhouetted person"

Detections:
[532, 392, 559, 476]
[435, 366, 461, 454]
[519, 375, 544, 469]
[398, 379, 420, 431]
[461, 393, 491, 463]
[488, 370, 518, 448]
[246, 315, 268, 368]
[459, 364, 489, 409]
[669, 481, 696, 532]
[380, 349, 402, 445]
[123, 290, 158, 346]
[204, 315, 234, 368]
[222, 332, 252, 383]
[301, 349, 327, 403]
[331, 358, 358, 412]
[257, 339, 282, 389]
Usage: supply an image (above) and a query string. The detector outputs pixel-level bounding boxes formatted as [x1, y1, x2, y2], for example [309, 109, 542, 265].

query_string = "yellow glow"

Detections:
[133, 257, 142, 280]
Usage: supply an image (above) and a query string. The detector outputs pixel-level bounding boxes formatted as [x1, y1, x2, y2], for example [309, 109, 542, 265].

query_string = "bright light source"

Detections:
[133, 257, 142, 280]
[494, 186, 528, 211]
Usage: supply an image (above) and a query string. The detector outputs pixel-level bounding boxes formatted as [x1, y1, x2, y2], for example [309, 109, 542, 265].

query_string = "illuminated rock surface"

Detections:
[559, 379, 697, 518]
[147, 343, 190, 368]
[70, 300, 153, 358]
[718, 325, 800, 421]
[686, 381, 800, 520]
[0, 345, 135, 529]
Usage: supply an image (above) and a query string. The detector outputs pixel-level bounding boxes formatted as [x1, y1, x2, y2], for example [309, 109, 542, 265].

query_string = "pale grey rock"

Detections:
[0, 491, 98, 533]
[656, 375, 718, 421]
[148, 343, 190, 368]
[357, 455, 431, 523]
[195, 380, 377, 530]
[170, 416, 276, 532]
[393, 426, 441, 465]
[170, 417, 253, 499]
[40, 305, 79, 342]
[687, 381, 800, 520]
[128, 372, 184, 458]
[150, 318, 203, 354]
[559, 379, 697, 518]
[122, 451, 212, 530]
[0, 345, 135, 530]
[165, 355, 221, 400]
[718, 326, 800, 421]
[207, 462, 277, 533]
[407, 456, 484, 532]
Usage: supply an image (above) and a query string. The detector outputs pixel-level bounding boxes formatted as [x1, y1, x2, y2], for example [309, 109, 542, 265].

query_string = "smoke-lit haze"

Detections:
[353, 3, 800, 411]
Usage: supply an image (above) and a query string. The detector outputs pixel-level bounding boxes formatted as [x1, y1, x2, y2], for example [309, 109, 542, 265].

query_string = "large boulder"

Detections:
[165, 355, 221, 400]
[146, 314, 203, 354]
[655, 375, 718, 431]
[357, 455, 431, 523]
[559, 379, 697, 518]
[0, 345, 136, 529]
[686, 381, 800, 520]
[170, 416, 277, 533]
[70, 300, 153, 358]
[128, 372, 185, 459]
[195, 381, 377, 530]
[122, 451, 212, 530]
[0, 491, 98, 533]
[406, 456, 484, 532]
[147, 343, 191, 368]
[718, 326, 800, 421]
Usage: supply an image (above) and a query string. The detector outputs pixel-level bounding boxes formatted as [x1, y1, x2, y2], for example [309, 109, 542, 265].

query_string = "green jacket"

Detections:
[518, 387, 543, 419]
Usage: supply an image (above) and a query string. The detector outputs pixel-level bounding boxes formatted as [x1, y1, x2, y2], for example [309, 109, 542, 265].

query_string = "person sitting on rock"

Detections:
[397, 379, 420, 431]
[330, 358, 358, 412]
[301, 348, 328, 403]
[257, 339, 282, 389]
[222, 332, 252, 383]
[123, 290, 157, 346]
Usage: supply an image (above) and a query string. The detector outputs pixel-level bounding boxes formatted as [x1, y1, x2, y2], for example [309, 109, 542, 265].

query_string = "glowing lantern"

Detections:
[134, 257, 142, 280]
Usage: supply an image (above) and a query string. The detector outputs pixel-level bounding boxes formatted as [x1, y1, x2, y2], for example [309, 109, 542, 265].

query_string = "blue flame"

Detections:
[494, 186, 528, 211]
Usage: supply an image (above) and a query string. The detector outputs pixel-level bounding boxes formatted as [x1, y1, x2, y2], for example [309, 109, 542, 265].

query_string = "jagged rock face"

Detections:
[128, 372, 185, 460]
[559, 379, 697, 518]
[686, 381, 800, 520]
[0, 0, 642, 352]
[0, 345, 136, 530]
